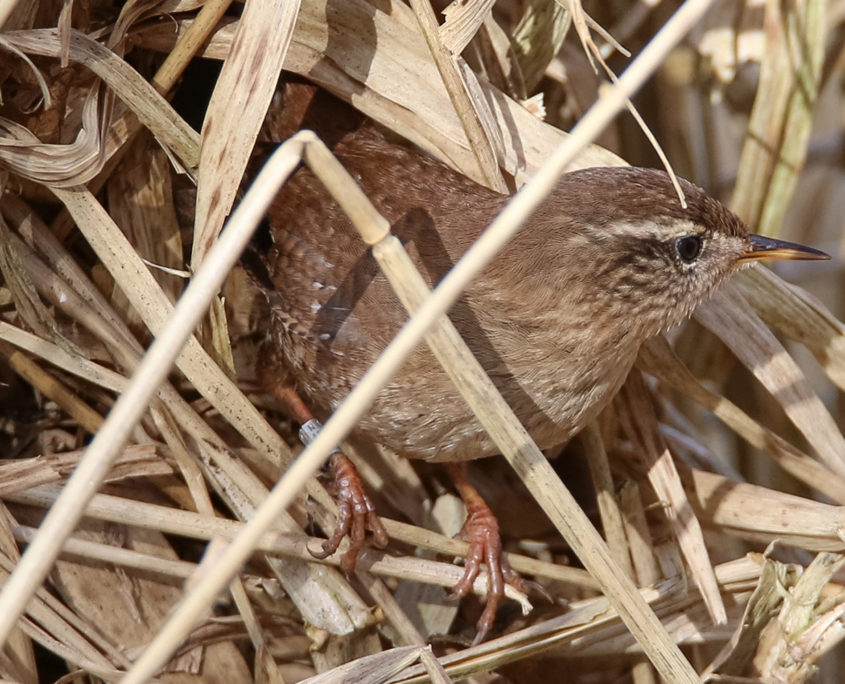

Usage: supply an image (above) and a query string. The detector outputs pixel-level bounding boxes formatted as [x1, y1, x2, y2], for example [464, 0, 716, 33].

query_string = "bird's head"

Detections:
[529, 166, 829, 340]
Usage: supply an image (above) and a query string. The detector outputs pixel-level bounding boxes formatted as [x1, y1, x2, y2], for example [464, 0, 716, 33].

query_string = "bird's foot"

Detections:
[310, 451, 389, 571]
[264, 384, 389, 571]
[444, 463, 544, 645]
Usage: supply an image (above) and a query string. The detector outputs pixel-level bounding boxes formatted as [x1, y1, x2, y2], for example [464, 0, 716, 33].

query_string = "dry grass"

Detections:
[1, 0, 845, 682]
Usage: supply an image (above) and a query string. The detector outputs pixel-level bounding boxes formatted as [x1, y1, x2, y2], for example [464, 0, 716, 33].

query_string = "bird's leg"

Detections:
[270, 385, 389, 570]
[444, 462, 536, 644]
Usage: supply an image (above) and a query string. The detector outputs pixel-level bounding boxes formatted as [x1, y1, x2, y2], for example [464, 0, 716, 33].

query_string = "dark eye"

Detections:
[675, 235, 702, 263]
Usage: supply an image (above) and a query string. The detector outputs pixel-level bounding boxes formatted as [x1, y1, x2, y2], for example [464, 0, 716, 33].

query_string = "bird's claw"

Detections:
[447, 504, 540, 644]
[309, 452, 389, 571]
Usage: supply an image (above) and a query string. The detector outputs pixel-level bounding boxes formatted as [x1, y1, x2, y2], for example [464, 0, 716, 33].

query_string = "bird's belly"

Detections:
[326, 342, 637, 462]
[269, 289, 639, 462]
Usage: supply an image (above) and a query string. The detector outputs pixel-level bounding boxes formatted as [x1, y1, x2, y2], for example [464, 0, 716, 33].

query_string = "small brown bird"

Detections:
[252, 108, 828, 640]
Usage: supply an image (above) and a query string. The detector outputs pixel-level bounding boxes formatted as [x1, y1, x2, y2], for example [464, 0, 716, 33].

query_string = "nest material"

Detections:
[0, 0, 844, 682]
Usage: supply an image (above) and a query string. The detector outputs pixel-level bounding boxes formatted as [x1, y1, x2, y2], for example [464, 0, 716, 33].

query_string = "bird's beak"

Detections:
[738, 234, 830, 263]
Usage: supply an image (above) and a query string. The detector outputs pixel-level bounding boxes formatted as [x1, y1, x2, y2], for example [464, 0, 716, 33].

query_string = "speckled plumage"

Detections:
[255, 127, 753, 462]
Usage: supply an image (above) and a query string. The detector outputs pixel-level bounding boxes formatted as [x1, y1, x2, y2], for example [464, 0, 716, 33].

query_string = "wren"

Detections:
[252, 119, 828, 641]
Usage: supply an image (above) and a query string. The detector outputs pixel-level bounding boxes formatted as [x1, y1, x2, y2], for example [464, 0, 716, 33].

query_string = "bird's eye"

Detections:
[675, 235, 702, 263]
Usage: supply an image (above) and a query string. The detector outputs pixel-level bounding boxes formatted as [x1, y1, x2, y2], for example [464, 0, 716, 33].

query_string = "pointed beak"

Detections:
[737, 234, 830, 263]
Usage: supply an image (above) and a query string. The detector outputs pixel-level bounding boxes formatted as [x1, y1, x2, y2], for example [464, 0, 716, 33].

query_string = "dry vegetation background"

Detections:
[1, 0, 845, 681]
